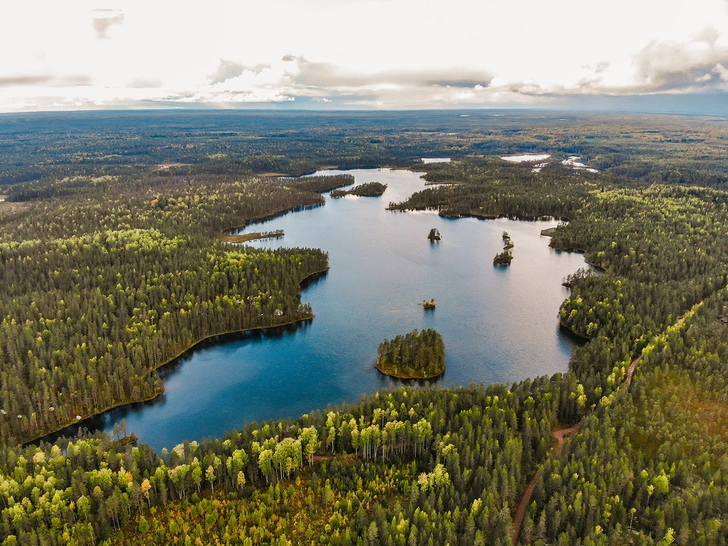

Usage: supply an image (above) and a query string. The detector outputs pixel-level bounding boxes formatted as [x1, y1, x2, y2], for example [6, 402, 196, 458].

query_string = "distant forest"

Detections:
[2, 111, 727, 194]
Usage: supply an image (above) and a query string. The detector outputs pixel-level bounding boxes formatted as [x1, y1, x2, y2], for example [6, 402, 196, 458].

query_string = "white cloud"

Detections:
[91, 9, 124, 40]
[209, 60, 271, 85]
[0, 0, 726, 111]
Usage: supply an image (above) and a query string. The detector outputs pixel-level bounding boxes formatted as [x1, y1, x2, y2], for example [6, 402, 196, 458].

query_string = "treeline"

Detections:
[375, 328, 445, 379]
[553, 184, 728, 407]
[0, 175, 329, 445]
[493, 231, 514, 266]
[0, 376, 586, 545]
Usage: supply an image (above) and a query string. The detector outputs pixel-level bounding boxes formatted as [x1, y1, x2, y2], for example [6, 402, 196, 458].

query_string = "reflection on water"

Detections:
[44, 168, 588, 452]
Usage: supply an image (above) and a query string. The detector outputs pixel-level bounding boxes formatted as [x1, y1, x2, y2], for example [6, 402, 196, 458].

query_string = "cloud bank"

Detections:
[0, 0, 726, 111]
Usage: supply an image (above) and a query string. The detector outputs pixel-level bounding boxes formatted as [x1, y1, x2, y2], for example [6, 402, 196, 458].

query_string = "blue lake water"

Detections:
[58, 168, 587, 452]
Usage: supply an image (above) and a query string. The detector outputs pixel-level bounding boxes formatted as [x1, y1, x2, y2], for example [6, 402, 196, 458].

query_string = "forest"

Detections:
[375, 329, 445, 379]
[0, 110, 728, 545]
[2, 111, 728, 194]
[330, 183, 387, 198]
[0, 173, 330, 446]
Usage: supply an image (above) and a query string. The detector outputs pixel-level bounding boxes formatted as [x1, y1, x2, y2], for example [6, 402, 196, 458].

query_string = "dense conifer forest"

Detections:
[1, 111, 728, 545]
[330, 183, 387, 198]
[375, 329, 445, 379]
[0, 175, 329, 446]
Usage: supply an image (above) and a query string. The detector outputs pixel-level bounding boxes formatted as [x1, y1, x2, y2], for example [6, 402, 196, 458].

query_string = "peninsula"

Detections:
[330, 182, 387, 197]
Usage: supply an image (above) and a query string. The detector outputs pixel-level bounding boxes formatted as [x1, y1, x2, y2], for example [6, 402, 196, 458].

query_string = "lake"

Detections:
[52, 167, 587, 452]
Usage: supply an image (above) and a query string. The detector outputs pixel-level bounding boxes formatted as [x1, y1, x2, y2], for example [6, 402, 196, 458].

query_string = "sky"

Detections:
[1, 0, 728, 112]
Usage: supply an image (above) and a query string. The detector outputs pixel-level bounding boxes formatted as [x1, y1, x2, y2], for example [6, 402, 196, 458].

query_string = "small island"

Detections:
[375, 328, 445, 379]
[428, 228, 442, 241]
[422, 299, 436, 309]
[330, 182, 387, 198]
[493, 231, 514, 266]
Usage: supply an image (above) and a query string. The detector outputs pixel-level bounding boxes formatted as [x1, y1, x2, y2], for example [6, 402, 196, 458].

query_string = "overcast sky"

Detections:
[1, 0, 727, 112]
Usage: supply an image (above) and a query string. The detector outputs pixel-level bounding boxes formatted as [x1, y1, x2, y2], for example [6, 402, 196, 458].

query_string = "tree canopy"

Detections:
[375, 329, 445, 379]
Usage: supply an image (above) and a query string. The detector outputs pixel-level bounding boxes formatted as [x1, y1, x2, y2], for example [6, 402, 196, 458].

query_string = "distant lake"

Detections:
[50, 167, 587, 452]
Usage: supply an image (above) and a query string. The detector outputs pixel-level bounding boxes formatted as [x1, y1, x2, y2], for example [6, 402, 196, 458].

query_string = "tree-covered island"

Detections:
[493, 231, 514, 265]
[330, 182, 387, 198]
[427, 228, 441, 241]
[375, 328, 445, 379]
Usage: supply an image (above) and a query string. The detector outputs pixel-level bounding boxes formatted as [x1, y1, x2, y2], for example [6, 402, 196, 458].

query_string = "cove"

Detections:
[52, 167, 588, 452]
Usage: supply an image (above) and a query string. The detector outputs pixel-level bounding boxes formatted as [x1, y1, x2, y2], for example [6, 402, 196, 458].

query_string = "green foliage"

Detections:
[389, 156, 595, 220]
[523, 289, 728, 545]
[3, 112, 728, 544]
[375, 329, 445, 379]
[330, 182, 387, 198]
[0, 377, 581, 545]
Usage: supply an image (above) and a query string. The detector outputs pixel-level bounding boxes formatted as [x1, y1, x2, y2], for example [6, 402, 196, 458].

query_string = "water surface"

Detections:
[57, 168, 587, 452]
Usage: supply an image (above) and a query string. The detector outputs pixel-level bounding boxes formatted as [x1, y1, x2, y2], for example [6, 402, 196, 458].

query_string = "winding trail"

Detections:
[512, 303, 704, 543]
[626, 356, 641, 388]
[552, 425, 580, 446]
[512, 424, 580, 545]
[626, 311, 691, 390]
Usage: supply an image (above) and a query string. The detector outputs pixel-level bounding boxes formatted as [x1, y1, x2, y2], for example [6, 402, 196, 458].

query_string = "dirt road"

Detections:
[512, 425, 579, 544]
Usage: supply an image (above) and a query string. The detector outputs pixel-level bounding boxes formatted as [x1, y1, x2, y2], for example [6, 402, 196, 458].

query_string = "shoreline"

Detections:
[439, 211, 569, 223]
[24, 192, 333, 447]
[374, 361, 445, 380]
[225, 203, 324, 234]
[219, 229, 284, 244]
[558, 318, 591, 342]
[24, 260, 327, 447]
[26, 304, 323, 447]
[24, 169, 585, 447]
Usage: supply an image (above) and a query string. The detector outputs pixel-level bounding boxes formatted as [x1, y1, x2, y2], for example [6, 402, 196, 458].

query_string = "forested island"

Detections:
[330, 182, 387, 198]
[375, 328, 445, 379]
[493, 231, 514, 265]
[1, 111, 728, 545]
